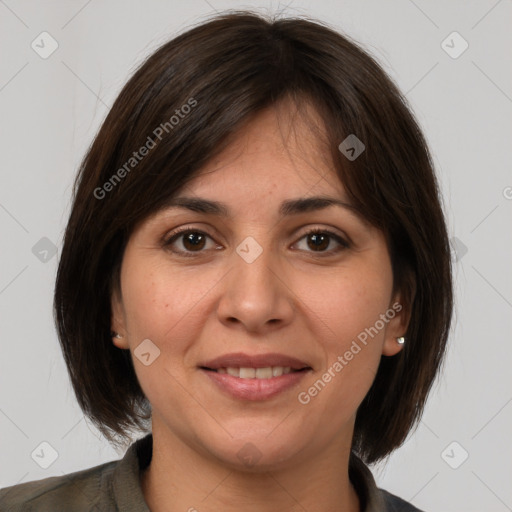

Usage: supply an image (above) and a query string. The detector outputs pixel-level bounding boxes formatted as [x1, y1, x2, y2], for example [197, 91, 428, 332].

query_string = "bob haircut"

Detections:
[54, 10, 453, 464]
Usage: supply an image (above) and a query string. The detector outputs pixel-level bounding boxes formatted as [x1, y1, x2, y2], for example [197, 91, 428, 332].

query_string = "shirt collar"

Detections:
[349, 451, 388, 511]
[112, 433, 386, 512]
[112, 433, 152, 511]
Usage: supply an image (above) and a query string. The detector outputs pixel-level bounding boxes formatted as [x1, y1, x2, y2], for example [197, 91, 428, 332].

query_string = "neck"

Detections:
[141, 420, 360, 512]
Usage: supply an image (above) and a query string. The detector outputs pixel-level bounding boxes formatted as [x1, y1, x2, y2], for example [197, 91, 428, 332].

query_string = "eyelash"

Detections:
[162, 226, 350, 258]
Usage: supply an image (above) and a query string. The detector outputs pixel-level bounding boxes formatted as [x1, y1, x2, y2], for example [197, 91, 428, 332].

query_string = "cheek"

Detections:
[121, 258, 208, 340]
[295, 262, 392, 407]
[300, 263, 392, 347]
[119, 260, 210, 405]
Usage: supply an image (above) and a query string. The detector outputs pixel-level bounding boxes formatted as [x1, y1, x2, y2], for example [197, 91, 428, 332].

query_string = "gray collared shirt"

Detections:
[0, 434, 423, 511]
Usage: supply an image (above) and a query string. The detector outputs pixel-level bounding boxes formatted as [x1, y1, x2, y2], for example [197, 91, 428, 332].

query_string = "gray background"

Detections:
[1, 1, 511, 511]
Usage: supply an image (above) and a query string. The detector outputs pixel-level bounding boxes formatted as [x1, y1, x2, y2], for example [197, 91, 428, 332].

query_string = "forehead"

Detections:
[181, 101, 345, 203]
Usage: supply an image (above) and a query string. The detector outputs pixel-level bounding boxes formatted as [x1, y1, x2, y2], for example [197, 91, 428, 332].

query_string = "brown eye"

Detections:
[294, 228, 349, 255]
[306, 232, 330, 251]
[163, 226, 349, 258]
[163, 228, 217, 257]
[180, 231, 207, 251]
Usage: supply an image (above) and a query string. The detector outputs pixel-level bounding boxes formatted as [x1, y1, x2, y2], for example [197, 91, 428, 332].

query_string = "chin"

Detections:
[199, 428, 308, 473]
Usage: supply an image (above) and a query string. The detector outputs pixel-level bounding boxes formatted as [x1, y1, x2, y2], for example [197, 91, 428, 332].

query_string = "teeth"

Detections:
[272, 366, 283, 377]
[216, 366, 296, 379]
[255, 367, 272, 379]
[240, 367, 256, 378]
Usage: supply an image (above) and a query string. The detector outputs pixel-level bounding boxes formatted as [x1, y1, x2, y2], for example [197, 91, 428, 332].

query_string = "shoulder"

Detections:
[0, 459, 119, 512]
[349, 452, 425, 512]
[379, 488, 425, 512]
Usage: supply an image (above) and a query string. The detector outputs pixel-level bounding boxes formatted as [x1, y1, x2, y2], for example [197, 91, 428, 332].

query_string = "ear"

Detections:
[110, 286, 129, 350]
[382, 280, 415, 357]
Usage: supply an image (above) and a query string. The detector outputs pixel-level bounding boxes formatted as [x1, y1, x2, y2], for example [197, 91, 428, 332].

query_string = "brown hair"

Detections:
[54, 10, 453, 463]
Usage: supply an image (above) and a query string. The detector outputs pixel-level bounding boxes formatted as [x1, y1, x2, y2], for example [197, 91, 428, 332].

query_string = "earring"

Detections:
[396, 336, 405, 345]
[111, 331, 123, 339]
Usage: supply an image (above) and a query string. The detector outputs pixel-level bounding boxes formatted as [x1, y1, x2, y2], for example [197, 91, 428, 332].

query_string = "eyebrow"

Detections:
[163, 195, 365, 220]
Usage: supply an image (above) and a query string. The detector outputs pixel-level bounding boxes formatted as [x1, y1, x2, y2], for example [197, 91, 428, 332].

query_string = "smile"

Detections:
[204, 366, 306, 378]
[200, 367, 311, 400]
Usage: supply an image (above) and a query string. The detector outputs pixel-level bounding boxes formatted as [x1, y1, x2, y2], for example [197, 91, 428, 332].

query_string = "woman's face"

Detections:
[111, 102, 408, 470]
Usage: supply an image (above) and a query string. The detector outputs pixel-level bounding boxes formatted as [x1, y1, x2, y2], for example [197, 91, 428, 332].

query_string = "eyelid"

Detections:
[161, 224, 222, 247]
[298, 226, 350, 248]
[162, 223, 351, 256]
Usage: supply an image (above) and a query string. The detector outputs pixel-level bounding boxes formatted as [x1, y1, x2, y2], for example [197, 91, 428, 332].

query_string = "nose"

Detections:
[216, 238, 294, 334]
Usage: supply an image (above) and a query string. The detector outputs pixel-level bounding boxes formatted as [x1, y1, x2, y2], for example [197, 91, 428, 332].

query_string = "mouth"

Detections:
[198, 352, 312, 401]
[199, 366, 310, 379]
[199, 352, 312, 374]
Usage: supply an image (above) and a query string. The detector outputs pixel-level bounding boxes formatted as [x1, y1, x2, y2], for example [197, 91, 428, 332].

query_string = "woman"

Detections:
[0, 10, 452, 512]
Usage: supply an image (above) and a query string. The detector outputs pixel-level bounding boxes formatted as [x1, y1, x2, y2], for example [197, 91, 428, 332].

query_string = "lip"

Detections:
[201, 368, 311, 401]
[199, 352, 311, 371]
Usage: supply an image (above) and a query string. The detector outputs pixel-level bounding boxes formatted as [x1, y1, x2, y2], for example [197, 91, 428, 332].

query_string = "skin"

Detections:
[111, 98, 410, 512]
